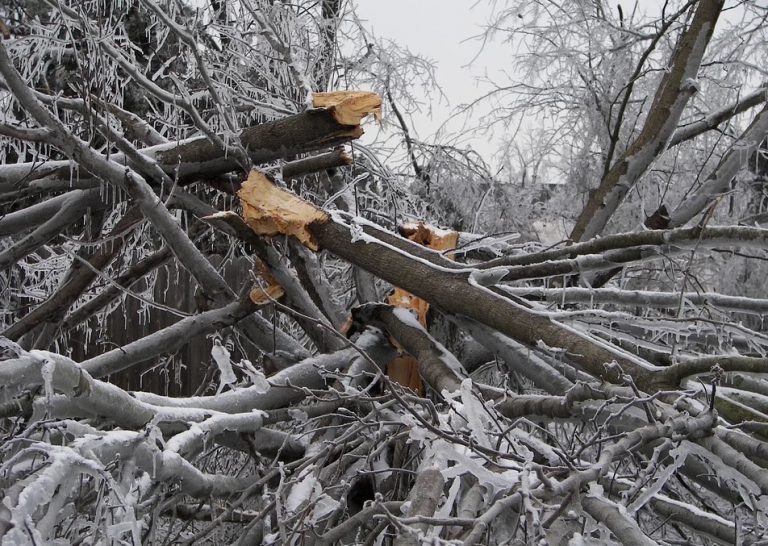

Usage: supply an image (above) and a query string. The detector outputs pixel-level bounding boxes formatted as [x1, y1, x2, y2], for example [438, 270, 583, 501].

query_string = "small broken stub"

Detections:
[250, 284, 285, 305]
[238, 170, 328, 250]
[312, 91, 382, 126]
[399, 222, 459, 256]
[250, 262, 285, 305]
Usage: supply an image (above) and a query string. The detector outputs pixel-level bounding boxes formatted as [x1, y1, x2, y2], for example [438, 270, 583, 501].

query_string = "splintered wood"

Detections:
[238, 91, 382, 247]
[236, 159, 457, 397]
[238, 170, 328, 251]
[249, 263, 285, 305]
[387, 223, 458, 395]
[388, 222, 459, 327]
[312, 91, 382, 126]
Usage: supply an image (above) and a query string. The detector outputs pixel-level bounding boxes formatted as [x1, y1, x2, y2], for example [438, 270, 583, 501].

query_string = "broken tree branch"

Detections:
[237, 172, 672, 391]
[570, 0, 724, 242]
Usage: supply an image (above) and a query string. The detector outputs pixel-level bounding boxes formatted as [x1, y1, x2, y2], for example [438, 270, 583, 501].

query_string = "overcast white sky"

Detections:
[354, 1, 506, 162]
[353, 0, 758, 171]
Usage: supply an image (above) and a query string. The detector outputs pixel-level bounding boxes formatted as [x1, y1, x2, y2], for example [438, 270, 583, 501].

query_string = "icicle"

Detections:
[40, 358, 55, 405]
[211, 339, 237, 393]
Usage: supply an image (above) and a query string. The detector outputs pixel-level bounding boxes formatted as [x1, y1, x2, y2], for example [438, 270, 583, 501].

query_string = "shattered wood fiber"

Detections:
[238, 170, 329, 251]
[311, 91, 382, 125]
[238, 90, 381, 251]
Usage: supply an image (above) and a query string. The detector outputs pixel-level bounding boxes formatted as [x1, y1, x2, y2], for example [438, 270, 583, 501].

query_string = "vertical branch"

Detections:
[315, 0, 342, 90]
[570, 0, 724, 242]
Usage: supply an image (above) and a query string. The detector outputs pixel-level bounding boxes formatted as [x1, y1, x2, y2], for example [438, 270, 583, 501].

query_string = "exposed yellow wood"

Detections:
[387, 290, 430, 328]
[388, 222, 459, 327]
[399, 222, 459, 258]
[249, 262, 285, 305]
[238, 170, 328, 251]
[249, 284, 285, 305]
[387, 355, 423, 395]
[312, 91, 382, 126]
[386, 222, 458, 395]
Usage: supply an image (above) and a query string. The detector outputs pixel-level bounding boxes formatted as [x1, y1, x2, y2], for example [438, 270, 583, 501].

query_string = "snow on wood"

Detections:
[385, 223, 459, 392]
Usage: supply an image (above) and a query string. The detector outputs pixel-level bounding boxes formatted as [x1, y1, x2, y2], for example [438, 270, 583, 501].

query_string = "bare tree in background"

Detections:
[2, 1, 768, 544]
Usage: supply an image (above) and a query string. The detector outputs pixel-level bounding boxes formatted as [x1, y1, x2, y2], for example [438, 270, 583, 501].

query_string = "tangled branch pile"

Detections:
[2, 1, 768, 545]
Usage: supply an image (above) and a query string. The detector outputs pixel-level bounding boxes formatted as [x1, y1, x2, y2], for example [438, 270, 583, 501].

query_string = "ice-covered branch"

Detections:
[81, 296, 265, 378]
[132, 331, 395, 412]
[393, 464, 445, 546]
[667, 103, 768, 228]
[2, 206, 143, 342]
[0, 189, 106, 270]
[503, 286, 768, 315]
[482, 225, 768, 271]
[238, 173, 672, 391]
[570, 0, 724, 242]
[352, 303, 465, 394]
[582, 494, 660, 546]
[669, 86, 768, 147]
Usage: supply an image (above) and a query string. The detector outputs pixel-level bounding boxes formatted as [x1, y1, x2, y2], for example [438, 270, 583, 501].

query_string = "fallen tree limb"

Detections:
[480, 225, 768, 271]
[0, 96, 378, 189]
[81, 295, 264, 378]
[604, 477, 739, 545]
[1, 350, 215, 428]
[0, 188, 107, 270]
[582, 495, 660, 546]
[502, 286, 768, 315]
[352, 303, 465, 394]
[185, 201, 346, 353]
[0, 41, 310, 362]
[0, 176, 99, 205]
[393, 464, 445, 546]
[351, 304, 608, 421]
[281, 148, 352, 180]
[452, 315, 576, 395]
[131, 330, 396, 413]
[0, 346, 335, 466]
[0, 189, 97, 236]
[238, 172, 676, 392]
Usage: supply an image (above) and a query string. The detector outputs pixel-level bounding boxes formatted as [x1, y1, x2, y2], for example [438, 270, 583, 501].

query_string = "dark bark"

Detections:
[0, 109, 363, 190]
[282, 148, 351, 180]
[3, 206, 143, 341]
[82, 297, 258, 378]
[306, 215, 666, 390]
[154, 108, 362, 183]
[570, 0, 724, 242]
[237, 175, 685, 390]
